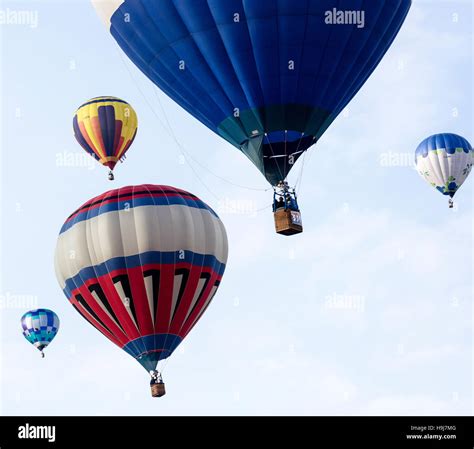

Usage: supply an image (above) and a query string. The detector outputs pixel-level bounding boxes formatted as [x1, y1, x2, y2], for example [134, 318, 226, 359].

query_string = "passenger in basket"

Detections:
[275, 196, 285, 210]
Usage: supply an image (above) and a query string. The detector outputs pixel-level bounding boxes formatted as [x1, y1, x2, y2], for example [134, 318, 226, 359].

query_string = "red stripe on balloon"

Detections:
[95, 273, 141, 341]
[127, 267, 154, 336]
[91, 116, 107, 159]
[77, 283, 130, 346]
[70, 294, 123, 347]
[181, 271, 221, 337]
[154, 265, 174, 333]
[78, 121, 100, 158]
[169, 266, 209, 335]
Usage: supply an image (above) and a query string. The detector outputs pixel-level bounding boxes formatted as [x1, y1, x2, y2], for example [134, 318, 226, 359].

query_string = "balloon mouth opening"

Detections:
[263, 130, 313, 144]
[245, 131, 315, 186]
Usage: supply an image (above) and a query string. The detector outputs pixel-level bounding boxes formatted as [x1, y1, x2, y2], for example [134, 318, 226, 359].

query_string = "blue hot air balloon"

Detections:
[92, 0, 411, 187]
[21, 309, 60, 358]
[415, 133, 473, 208]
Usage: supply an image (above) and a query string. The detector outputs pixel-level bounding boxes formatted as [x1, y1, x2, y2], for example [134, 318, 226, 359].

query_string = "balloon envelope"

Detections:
[54, 185, 228, 372]
[415, 133, 473, 198]
[21, 309, 60, 354]
[92, 0, 411, 185]
[73, 96, 138, 173]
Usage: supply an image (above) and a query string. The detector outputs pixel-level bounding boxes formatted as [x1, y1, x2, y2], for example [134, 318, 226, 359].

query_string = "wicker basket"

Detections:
[274, 209, 303, 236]
[151, 383, 166, 398]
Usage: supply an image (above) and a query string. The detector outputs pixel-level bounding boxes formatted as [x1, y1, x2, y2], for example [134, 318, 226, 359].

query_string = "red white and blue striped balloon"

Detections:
[54, 185, 228, 372]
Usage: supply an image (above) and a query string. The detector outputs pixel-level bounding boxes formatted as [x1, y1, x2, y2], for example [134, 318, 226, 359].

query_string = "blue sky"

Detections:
[0, 0, 472, 415]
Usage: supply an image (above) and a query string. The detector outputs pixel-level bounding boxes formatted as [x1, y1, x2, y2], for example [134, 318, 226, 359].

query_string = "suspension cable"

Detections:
[117, 50, 270, 193]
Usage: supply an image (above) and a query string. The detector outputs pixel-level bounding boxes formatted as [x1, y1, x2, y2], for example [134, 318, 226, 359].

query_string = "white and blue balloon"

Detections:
[415, 133, 473, 208]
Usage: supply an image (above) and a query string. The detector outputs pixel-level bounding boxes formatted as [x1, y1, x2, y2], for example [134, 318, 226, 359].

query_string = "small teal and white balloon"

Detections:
[415, 133, 473, 208]
[21, 309, 60, 358]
